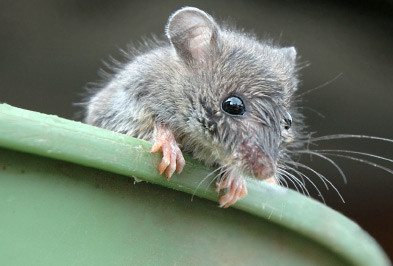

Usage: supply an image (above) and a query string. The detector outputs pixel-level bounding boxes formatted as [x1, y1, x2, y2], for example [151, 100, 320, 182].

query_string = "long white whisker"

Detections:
[283, 165, 326, 203]
[308, 134, 393, 144]
[205, 165, 229, 193]
[276, 172, 289, 188]
[294, 106, 326, 118]
[291, 150, 347, 183]
[191, 165, 226, 200]
[319, 153, 393, 175]
[280, 168, 310, 196]
[278, 169, 300, 193]
[276, 177, 284, 187]
[287, 161, 345, 203]
[287, 161, 328, 190]
[295, 72, 343, 99]
[314, 149, 393, 163]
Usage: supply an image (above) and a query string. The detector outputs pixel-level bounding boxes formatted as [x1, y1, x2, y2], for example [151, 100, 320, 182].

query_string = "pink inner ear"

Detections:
[188, 26, 213, 61]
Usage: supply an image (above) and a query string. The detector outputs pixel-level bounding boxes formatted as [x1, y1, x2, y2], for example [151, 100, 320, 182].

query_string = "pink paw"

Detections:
[150, 124, 185, 179]
[216, 174, 247, 208]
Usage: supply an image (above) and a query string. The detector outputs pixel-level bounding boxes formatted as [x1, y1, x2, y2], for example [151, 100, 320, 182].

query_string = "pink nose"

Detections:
[238, 140, 277, 179]
[265, 176, 277, 184]
[251, 162, 274, 180]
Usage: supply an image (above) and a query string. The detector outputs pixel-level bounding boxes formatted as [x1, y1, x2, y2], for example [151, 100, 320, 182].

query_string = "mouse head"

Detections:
[166, 7, 300, 180]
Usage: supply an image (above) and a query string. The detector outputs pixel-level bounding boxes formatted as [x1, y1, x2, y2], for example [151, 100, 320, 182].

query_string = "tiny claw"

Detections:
[216, 175, 232, 192]
[165, 151, 177, 179]
[176, 153, 186, 173]
[158, 156, 170, 176]
[219, 182, 237, 208]
[227, 181, 247, 207]
[150, 143, 160, 153]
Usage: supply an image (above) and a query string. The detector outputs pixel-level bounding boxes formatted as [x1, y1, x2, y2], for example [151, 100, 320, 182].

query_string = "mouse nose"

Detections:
[238, 140, 277, 179]
[250, 157, 276, 180]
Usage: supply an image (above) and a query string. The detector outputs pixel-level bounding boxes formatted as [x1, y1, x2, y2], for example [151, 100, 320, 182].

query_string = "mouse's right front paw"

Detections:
[150, 124, 185, 179]
[216, 175, 248, 208]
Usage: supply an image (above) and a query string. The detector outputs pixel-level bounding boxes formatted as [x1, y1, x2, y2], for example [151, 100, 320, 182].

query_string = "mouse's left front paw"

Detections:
[216, 175, 247, 208]
[151, 124, 185, 179]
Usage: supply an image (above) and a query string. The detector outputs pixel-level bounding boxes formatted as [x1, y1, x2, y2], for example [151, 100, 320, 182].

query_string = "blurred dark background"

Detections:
[1, 0, 392, 260]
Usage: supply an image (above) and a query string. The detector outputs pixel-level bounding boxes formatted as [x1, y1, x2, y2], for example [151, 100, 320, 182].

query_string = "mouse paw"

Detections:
[150, 123, 185, 179]
[216, 175, 247, 208]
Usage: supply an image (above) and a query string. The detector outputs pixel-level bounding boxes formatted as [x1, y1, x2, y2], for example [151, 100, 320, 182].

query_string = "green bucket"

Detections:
[0, 104, 389, 265]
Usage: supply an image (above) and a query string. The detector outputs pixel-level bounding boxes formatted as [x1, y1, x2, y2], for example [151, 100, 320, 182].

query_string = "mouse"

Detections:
[83, 7, 302, 208]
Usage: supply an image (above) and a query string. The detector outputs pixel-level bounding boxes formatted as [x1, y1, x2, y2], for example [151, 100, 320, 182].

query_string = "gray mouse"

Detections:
[84, 7, 301, 207]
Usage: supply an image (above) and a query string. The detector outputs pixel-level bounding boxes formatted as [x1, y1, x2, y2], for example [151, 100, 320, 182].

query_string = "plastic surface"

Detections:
[0, 104, 390, 265]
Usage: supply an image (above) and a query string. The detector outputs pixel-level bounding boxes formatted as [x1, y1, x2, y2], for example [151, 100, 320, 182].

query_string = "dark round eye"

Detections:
[283, 111, 292, 130]
[221, 96, 246, 115]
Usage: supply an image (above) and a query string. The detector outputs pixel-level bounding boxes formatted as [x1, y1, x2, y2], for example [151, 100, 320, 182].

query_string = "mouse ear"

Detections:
[166, 7, 220, 63]
[276, 47, 298, 92]
[281, 47, 297, 68]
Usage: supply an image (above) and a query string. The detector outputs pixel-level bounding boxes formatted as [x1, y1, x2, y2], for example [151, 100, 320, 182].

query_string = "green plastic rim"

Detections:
[0, 103, 389, 265]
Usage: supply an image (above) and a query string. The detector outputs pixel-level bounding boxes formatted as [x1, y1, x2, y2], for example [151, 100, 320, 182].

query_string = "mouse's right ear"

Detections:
[166, 7, 220, 63]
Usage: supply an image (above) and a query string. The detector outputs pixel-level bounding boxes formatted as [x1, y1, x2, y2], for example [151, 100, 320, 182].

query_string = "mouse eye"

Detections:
[283, 111, 292, 130]
[222, 96, 245, 115]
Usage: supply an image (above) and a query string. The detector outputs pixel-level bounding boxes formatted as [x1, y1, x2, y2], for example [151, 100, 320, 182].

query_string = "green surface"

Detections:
[0, 103, 390, 265]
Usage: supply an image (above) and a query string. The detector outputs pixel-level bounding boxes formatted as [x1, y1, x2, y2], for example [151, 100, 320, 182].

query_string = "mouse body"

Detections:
[84, 7, 302, 207]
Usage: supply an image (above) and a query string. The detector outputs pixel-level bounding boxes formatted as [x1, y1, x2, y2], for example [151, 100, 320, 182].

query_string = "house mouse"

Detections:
[84, 7, 301, 208]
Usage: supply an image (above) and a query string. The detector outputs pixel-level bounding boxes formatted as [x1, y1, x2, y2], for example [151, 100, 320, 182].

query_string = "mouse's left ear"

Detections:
[166, 7, 220, 63]
[279, 47, 299, 92]
[281, 47, 297, 69]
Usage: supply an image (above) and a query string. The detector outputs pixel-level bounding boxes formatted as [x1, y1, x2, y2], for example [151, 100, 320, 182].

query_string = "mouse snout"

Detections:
[251, 160, 275, 180]
[238, 140, 277, 180]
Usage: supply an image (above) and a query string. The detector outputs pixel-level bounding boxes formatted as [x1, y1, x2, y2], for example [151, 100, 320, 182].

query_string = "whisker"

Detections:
[295, 72, 343, 99]
[282, 164, 326, 203]
[307, 134, 393, 144]
[205, 165, 229, 193]
[314, 149, 393, 164]
[287, 161, 345, 203]
[319, 153, 393, 175]
[191, 164, 226, 200]
[290, 150, 347, 183]
[274, 172, 283, 186]
[287, 161, 329, 190]
[276, 172, 289, 188]
[285, 164, 306, 185]
[279, 180, 284, 187]
[294, 106, 325, 118]
[280, 168, 310, 196]
[278, 169, 301, 193]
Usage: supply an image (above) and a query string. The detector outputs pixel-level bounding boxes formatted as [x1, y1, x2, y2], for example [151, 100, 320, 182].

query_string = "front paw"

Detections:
[150, 124, 185, 179]
[216, 174, 247, 208]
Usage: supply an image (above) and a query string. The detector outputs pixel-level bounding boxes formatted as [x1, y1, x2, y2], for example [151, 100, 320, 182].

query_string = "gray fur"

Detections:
[84, 7, 302, 180]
